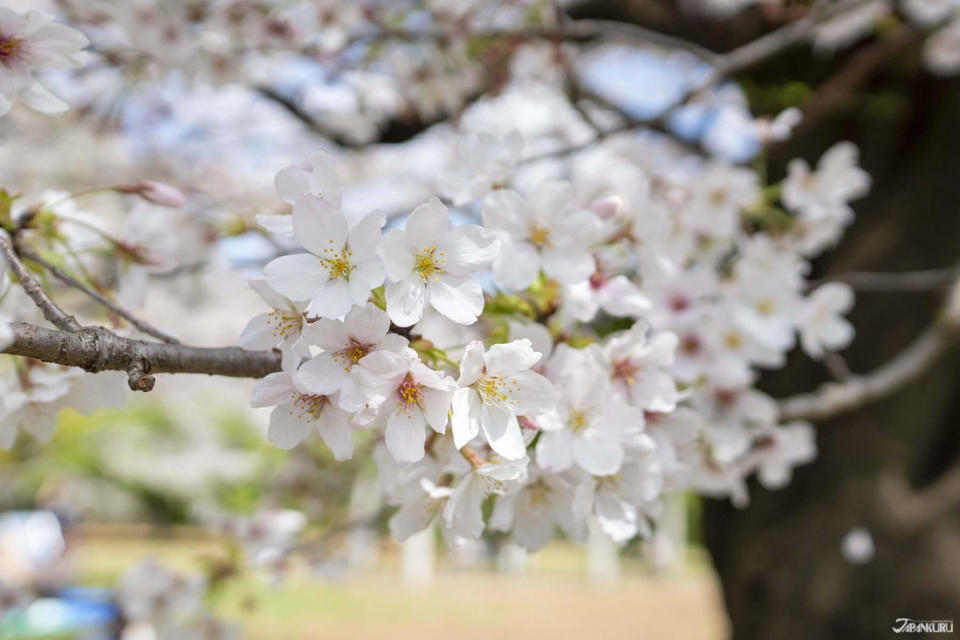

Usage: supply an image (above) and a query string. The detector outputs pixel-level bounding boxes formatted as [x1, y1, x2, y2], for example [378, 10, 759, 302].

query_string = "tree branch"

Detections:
[2, 322, 280, 381]
[0, 233, 81, 332]
[814, 267, 958, 292]
[524, 0, 874, 163]
[18, 246, 181, 345]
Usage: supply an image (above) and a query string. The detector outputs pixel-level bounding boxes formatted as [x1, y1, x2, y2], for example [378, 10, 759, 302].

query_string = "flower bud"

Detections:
[116, 181, 187, 208]
[588, 195, 622, 219]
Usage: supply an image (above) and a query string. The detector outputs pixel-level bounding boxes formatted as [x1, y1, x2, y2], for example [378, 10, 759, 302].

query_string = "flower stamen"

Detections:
[414, 245, 446, 282]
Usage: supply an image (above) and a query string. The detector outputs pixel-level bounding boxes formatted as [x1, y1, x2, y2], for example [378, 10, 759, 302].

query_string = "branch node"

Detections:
[127, 360, 155, 392]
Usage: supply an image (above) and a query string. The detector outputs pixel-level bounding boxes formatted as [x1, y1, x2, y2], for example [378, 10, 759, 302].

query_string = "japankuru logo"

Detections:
[892, 618, 954, 634]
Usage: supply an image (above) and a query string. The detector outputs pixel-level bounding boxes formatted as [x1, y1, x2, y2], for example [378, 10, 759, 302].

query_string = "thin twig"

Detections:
[814, 267, 958, 292]
[18, 246, 180, 344]
[0, 233, 81, 332]
[523, 0, 874, 164]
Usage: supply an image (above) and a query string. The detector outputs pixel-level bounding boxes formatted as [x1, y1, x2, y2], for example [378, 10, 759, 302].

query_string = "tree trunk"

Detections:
[703, 59, 960, 639]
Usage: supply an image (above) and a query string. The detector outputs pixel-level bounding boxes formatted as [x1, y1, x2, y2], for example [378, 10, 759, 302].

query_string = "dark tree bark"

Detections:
[702, 50, 960, 640]
[564, 2, 960, 633]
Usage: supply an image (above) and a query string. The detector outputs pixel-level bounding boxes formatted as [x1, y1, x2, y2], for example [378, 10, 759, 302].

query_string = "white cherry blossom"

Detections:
[782, 142, 871, 221]
[0, 7, 88, 116]
[798, 282, 855, 359]
[381, 197, 499, 327]
[489, 467, 585, 551]
[263, 194, 385, 318]
[349, 350, 456, 463]
[238, 279, 309, 369]
[599, 323, 681, 413]
[250, 368, 355, 459]
[451, 339, 557, 460]
[481, 180, 604, 290]
[537, 346, 651, 476]
[439, 130, 523, 205]
[259, 152, 343, 238]
[442, 456, 529, 541]
[297, 303, 408, 400]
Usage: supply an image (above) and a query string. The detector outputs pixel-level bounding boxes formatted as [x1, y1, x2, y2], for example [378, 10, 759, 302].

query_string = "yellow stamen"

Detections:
[529, 225, 551, 248]
[414, 245, 446, 282]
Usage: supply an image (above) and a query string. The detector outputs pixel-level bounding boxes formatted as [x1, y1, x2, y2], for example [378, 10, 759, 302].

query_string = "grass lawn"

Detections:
[69, 531, 727, 640]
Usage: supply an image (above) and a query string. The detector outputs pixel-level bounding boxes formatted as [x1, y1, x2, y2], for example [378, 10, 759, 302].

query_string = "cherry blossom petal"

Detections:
[451, 387, 481, 449]
[457, 341, 485, 386]
[297, 353, 346, 396]
[483, 339, 540, 377]
[306, 277, 354, 319]
[316, 406, 354, 461]
[404, 198, 448, 250]
[293, 194, 348, 255]
[480, 403, 526, 460]
[439, 224, 500, 276]
[427, 276, 483, 325]
[541, 247, 595, 285]
[385, 275, 427, 327]
[238, 313, 279, 351]
[268, 406, 312, 449]
[380, 229, 415, 281]
[385, 409, 427, 463]
[251, 373, 295, 408]
[493, 240, 540, 290]
[573, 433, 624, 476]
[263, 253, 329, 302]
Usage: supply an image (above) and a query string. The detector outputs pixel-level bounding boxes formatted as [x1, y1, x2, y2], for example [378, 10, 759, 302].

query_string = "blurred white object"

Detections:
[401, 525, 435, 588]
[841, 527, 875, 564]
[0, 511, 65, 587]
[587, 516, 620, 587]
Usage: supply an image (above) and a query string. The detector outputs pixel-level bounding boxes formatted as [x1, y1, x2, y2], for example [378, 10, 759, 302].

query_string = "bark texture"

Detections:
[702, 51, 960, 639]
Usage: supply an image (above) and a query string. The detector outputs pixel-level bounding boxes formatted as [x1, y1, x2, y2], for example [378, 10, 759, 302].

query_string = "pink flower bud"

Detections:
[588, 195, 622, 219]
[116, 181, 187, 208]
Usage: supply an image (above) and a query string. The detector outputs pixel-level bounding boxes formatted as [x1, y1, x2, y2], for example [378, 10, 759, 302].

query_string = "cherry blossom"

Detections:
[238, 279, 309, 369]
[451, 339, 558, 460]
[482, 180, 604, 290]
[798, 283, 855, 359]
[439, 130, 523, 205]
[298, 303, 408, 399]
[349, 350, 456, 462]
[537, 345, 652, 476]
[0, 7, 88, 116]
[263, 194, 385, 318]
[381, 197, 499, 326]
[442, 456, 529, 541]
[250, 367, 355, 458]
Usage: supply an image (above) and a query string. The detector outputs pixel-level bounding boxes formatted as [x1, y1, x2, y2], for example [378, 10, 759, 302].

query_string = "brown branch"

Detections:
[813, 267, 958, 292]
[18, 246, 181, 345]
[794, 25, 917, 134]
[3, 322, 281, 381]
[0, 233, 81, 332]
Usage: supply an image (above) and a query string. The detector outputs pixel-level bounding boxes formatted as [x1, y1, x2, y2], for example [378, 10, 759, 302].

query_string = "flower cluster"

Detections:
[243, 130, 868, 549]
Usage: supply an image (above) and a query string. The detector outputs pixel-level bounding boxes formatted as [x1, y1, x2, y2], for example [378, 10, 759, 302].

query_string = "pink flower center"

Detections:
[612, 359, 639, 385]
[292, 393, 329, 420]
[397, 372, 424, 410]
[336, 339, 371, 366]
[0, 33, 25, 64]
